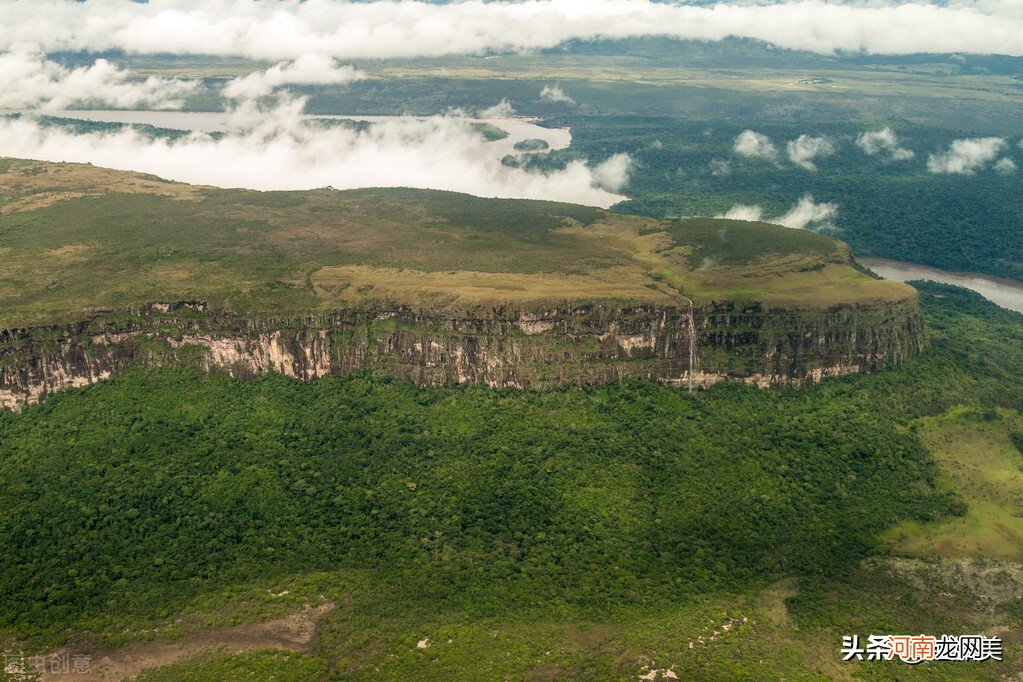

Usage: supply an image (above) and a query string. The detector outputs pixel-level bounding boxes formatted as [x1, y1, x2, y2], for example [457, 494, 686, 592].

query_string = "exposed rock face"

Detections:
[0, 299, 925, 410]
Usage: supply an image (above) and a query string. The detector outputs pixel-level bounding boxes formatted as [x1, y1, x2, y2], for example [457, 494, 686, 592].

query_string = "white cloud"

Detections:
[590, 153, 632, 192]
[994, 157, 1017, 174]
[0, 0, 1020, 58]
[716, 195, 836, 230]
[717, 204, 764, 221]
[479, 99, 516, 117]
[0, 100, 626, 207]
[927, 137, 1006, 174]
[856, 128, 914, 161]
[221, 54, 364, 100]
[786, 134, 835, 171]
[0, 48, 194, 111]
[733, 130, 777, 160]
[708, 159, 731, 176]
[775, 195, 837, 229]
[539, 85, 575, 105]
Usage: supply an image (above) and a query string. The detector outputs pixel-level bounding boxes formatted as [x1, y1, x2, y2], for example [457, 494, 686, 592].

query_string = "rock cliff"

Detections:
[0, 161, 927, 408]
[0, 298, 925, 410]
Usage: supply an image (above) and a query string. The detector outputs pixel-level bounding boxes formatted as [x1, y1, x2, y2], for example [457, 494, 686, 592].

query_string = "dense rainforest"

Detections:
[1, 283, 1020, 647]
[529, 118, 1023, 281]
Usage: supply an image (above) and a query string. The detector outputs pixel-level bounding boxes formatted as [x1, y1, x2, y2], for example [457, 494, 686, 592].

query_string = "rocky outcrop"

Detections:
[0, 299, 925, 410]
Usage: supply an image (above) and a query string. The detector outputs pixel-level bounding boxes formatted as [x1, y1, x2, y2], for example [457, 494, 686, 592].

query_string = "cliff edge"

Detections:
[0, 159, 923, 408]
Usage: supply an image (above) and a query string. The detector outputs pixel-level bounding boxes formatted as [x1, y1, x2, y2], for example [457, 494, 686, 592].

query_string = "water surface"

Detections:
[861, 258, 1023, 314]
[4, 109, 571, 162]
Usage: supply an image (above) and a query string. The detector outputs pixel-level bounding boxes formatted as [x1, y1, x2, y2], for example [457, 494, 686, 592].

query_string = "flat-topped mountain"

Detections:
[0, 158, 922, 407]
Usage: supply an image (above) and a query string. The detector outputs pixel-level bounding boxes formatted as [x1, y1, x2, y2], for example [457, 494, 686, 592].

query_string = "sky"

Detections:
[0, 0, 1020, 59]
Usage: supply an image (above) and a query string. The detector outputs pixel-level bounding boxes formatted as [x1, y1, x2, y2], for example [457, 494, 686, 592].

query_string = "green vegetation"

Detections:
[0, 363, 952, 641]
[529, 117, 1023, 281]
[470, 121, 509, 141]
[136, 651, 328, 682]
[0, 159, 907, 325]
[513, 138, 550, 152]
[0, 283, 1021, 678]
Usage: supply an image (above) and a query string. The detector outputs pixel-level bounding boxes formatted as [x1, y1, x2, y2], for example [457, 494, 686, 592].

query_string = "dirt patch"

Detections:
[44, 244, 93, 262]
[37, 603, 333, 681]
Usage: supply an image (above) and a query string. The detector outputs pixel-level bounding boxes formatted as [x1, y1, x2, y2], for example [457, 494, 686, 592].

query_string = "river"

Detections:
[3, 109, 572, 162]
[860, 258, 1023, 314]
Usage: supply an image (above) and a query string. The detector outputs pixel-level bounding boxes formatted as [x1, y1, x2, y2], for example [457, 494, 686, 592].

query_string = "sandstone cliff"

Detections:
[0, 162, 927, 408]
[0, 299, 925, 410]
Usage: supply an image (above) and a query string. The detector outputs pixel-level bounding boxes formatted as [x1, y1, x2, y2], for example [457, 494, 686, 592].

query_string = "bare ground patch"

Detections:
[37, 603, 334, 681]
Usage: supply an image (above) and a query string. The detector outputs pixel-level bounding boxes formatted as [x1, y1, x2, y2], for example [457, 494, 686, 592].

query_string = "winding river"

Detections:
[4, 109, 572, 161]
[860, 258, 1023, 314]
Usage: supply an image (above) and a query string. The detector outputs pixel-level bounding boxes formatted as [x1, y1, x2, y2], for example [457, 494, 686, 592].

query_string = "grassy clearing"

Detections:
[0, 158, 199, 214]
[883, 407, 1023, 561]
[685, 262, 917, 307]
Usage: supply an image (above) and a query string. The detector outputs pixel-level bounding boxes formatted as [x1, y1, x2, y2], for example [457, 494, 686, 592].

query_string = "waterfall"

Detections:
[687, 300, 697, 392]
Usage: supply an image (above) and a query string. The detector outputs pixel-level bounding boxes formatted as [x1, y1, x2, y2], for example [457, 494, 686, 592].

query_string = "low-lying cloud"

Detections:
[733, 130, 777, 160]
[0, 49, 194, 111]
[735, 131, 836, 171]
[0, 0, 1020, 58]
[994, 157, 1017, 175]
[775, 194, 837, 229]
[719, 204, 764, 221]
[479, 99, 516, 117]
[0, 100, 628, 208]
[717, 195, 837, 230]
[856, 128, 914, 161]
[540, 85, 575, 105]
[927, 137, 1006, 174]
[786, 134, 835, 171]
[221, 53, 364, 100]
[590, 152, 632, 192]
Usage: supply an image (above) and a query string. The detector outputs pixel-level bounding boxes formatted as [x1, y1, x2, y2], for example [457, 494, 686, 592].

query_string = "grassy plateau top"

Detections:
[0, 158, 914, 327]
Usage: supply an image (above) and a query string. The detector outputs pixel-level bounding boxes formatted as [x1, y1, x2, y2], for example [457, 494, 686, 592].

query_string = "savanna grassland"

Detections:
[0, 159, 908, 327]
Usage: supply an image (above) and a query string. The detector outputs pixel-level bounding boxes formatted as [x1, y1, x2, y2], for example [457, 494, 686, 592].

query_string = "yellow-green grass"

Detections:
[883, 406, 1023, 561]
[0, 158, 915, 326]
[686, 262, 917, 307]
[311, 264, 680, 307]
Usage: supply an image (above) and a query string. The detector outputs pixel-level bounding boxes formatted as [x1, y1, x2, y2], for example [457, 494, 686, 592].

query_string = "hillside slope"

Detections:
[0, 158, 921, 406]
